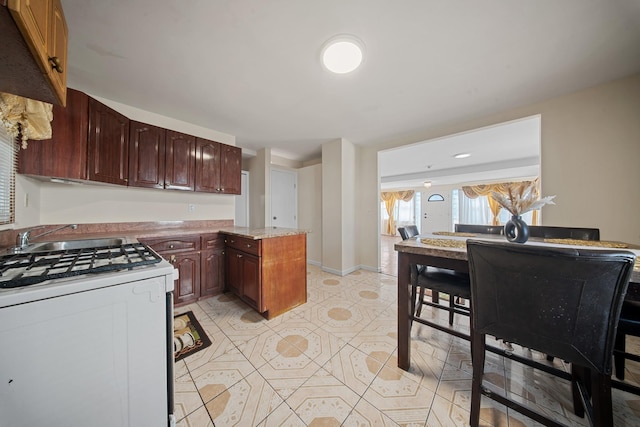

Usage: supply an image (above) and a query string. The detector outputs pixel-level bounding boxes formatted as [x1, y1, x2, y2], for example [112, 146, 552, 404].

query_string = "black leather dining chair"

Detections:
[614, 300, 640, 381]
[528, 225, 600, 241]
[398, 227, 471, 336]
[467, 240, 635, 427]
[454, 224, 504, 235]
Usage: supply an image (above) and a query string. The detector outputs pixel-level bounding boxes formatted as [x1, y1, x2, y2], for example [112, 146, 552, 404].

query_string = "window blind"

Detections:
[0, 125, 17, 225]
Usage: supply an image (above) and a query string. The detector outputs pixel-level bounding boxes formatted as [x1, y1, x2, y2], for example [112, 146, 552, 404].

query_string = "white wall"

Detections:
[298, 163, 322, 265]
[357, 73, 640, 270]
[13, 92, 237, 228]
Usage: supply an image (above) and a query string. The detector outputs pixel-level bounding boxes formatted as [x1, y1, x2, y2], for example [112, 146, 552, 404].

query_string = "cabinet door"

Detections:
[195, 138, 221, 193]
[128, 121, 165, 189]
[47, 0, 67, 104]
[8, 0, 51, 76]
[165, 130, 196, 191]
[88, 98, 129, 185]
[171, 251, 201, 305]
[220, 144, 241, 194]
[19, 88, 88, 179]
[226, 248, 243, 296]
[240, 253, 262, 311]
[201, 247, 224, 298]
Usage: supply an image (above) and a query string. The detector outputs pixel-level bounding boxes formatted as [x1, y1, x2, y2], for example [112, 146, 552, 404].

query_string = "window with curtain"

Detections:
[0, 125, 17, 225]
[380, 191, 420, 234]
[454, 190, 532, 226]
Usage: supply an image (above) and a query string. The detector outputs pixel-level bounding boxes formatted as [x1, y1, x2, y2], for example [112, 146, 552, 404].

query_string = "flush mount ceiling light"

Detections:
[423, 181, 432, 188]
[453, 153, 471, 159]
[321, 35, 364, 74]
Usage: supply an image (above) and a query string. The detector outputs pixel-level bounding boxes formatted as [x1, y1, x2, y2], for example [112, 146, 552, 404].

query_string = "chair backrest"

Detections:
[528, 225, 600, 241]
[397, 227, 409, 240]
[467, 240, 635, 374]
[455, 224, 504, 235]
[405, 225, 419, 237]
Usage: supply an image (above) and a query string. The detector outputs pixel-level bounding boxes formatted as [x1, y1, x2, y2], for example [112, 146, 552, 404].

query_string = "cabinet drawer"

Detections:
[141, 235, 200, 253]
[201, 233, 223, 250]
[224, 235, 261, 256]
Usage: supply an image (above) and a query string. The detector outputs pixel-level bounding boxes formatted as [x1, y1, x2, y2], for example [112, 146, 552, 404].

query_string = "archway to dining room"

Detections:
[377, 115, 541, 276]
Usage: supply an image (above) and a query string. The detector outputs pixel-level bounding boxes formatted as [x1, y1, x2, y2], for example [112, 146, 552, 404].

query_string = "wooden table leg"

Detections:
[398, 252, 411, 370]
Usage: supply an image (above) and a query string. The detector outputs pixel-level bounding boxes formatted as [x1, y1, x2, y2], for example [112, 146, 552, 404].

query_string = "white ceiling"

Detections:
[62, 0, 640, 166]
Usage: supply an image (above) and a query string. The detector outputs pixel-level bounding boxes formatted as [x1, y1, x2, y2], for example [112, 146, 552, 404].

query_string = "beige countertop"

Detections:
[218, 227, 309, 240]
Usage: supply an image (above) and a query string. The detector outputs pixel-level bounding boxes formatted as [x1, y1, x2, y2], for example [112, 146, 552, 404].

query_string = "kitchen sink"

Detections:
[9, 237, 136, 254]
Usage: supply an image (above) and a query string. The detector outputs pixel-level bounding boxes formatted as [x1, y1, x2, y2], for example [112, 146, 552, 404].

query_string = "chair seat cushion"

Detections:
[417, 267, 471, 299]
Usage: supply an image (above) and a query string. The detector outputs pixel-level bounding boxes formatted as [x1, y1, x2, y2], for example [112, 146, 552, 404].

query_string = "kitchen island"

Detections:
[219, 227, 308, 319]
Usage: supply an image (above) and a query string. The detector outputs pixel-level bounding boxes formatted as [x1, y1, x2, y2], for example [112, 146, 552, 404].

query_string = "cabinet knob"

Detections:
[169, 244, 174, 249]
[237, 254, 243, 258]
[49, 56, 63, 73]
[246, 244, 251, 248]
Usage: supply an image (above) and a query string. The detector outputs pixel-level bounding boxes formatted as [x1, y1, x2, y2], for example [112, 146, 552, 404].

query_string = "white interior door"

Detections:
[421, 191, 452, 233]
[270, 168, 297, 228]
[234, 171, 249, 227]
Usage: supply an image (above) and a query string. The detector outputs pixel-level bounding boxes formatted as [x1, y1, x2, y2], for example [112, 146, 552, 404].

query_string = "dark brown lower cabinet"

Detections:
[141, 233, 224, 306]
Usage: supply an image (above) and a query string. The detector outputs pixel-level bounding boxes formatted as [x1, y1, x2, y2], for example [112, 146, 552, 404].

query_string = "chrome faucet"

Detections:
[16, 224, 78, 248]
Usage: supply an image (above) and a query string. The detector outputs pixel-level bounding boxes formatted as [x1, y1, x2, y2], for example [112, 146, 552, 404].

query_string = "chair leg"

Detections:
[590, 371, 613, 427]
[416, 287, 426, 317]
[469, 331, 485, 427]
[614, 332, 626, 380]
[570, 365, 586, 419]
[410, 284, 417, 326]
[448, 293, 455, 325]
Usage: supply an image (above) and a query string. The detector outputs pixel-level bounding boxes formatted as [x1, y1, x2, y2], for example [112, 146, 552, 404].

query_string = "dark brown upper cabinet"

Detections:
[220, 144, 241, 194]
[195, 139, 241, 194]
[128, 121, 166, 189]
[87, 97, 130, 186]
[19, 87, 241, 194]
[19, 88, 88, 179]
[165, 130, 196, 191]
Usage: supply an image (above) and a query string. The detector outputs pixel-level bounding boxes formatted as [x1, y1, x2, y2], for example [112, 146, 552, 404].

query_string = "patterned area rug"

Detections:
[173, 311, 211, 362]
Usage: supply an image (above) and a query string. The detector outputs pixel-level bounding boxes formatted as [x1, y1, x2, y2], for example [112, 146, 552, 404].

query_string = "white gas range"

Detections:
[0, 242, 177, 427]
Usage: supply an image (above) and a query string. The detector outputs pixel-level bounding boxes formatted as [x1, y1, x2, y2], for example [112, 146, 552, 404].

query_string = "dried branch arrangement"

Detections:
[491, 182, 555, 216]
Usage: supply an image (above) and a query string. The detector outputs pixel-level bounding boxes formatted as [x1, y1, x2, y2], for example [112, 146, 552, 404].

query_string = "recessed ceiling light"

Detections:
[321, 35, 364, 74]
[423, 181, 432, 188]
[453, 153, 471, 159]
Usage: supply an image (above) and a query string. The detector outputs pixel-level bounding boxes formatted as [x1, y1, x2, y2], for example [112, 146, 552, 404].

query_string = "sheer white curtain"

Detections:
[459, 194, 491, 225]
[458, 190, 534, 225]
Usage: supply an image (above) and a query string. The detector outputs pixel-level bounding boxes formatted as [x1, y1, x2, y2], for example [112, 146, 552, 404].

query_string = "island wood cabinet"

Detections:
[223, 233, 307, 319]
[141, 233, 225, 306]
[2, 0, 68, 105]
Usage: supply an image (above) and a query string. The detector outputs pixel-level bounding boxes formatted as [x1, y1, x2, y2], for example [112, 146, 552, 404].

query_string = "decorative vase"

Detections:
[504, 215, 529, 243]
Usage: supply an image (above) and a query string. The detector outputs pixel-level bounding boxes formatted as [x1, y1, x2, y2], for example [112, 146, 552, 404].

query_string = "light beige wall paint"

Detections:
[247, 149, 271, 228]
[321, 139, 342, 273]
[13, 95, 237, 228]
[322, 138, 358, 275]
[356, 147, 380, 271]
[38, 181, 234, 224]
[358, 73, 640, 269]
[298, 163, 322, 264]
[342, 140, 356, 270]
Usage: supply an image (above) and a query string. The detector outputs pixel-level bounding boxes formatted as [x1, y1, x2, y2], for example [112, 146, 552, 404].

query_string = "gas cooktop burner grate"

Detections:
[0, 243, 162, 288]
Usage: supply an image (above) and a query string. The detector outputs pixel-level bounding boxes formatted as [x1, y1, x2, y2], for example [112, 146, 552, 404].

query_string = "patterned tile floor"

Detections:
[174, 264, 640, 426]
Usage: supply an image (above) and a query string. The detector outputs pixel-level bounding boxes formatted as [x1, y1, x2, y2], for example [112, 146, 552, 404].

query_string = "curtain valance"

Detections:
[461, 180, 540, 225]
[0, 92, 53, 148]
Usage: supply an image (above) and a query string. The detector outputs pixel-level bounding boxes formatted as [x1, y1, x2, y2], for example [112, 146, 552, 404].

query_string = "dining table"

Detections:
[395, 232, 640, 376]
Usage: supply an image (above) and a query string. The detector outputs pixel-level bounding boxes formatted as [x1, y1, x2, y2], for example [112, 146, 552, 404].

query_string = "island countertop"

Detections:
[218, 227, 308, 240]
